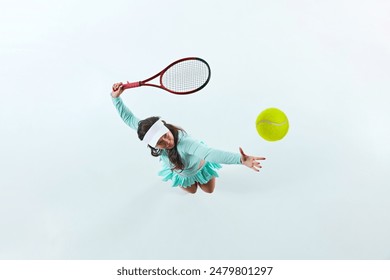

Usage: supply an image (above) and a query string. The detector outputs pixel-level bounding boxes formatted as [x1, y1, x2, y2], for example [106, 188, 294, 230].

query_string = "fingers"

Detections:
[246, 157, 264, 172]
[112, 82, 123, 91]
[252, 159, 262, 172]
[255, 157, 266, 161]
[253, 159, 262, 168]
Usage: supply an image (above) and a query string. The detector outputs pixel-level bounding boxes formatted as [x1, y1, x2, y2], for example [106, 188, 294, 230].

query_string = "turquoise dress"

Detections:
[112, 97, 242, 187]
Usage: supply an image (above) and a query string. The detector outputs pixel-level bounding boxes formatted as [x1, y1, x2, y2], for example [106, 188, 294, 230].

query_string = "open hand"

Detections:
[239, 147, 266, 172]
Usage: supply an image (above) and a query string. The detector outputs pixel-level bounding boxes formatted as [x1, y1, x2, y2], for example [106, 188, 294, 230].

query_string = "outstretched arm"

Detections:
[185, 138, 266, 172]
[111, 82, 140, 131]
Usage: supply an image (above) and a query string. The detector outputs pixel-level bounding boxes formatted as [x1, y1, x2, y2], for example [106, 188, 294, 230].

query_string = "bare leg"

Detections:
[181, 182, 198, 194]
[199, 177, 216, 194]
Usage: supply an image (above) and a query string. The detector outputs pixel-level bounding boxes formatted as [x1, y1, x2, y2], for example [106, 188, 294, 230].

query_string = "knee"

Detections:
[182, 185, 197, 194]
[187, 188, 197, 194]
[201, 187, 215, 194]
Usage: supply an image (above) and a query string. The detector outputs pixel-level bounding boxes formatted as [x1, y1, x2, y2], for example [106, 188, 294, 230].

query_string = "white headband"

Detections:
[143, 120, 169, 148]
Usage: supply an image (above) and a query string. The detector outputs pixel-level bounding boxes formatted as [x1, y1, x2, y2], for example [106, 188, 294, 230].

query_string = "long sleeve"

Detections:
[112, 97, 140, 131]
[181, 136, 241, 164]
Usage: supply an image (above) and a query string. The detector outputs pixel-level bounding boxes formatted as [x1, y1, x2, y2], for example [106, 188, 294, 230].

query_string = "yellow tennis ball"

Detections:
[256, 108, 289, 141]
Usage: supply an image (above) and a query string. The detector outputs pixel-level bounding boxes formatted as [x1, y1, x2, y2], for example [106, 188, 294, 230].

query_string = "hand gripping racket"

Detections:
[121, 57, 211, 95]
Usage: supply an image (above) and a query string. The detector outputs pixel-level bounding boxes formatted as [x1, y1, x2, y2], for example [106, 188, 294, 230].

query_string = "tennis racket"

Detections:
[120, 57, 211, 95]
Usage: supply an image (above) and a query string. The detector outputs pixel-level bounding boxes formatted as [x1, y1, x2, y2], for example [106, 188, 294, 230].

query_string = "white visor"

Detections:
[142, 120, 169, 148]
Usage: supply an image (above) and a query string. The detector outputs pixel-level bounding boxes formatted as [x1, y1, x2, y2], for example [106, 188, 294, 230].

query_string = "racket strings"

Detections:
[162, 59, 210, 93]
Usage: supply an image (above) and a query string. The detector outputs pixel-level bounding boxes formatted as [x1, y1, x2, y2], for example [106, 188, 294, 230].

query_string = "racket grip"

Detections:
[123, 81, 141, 89]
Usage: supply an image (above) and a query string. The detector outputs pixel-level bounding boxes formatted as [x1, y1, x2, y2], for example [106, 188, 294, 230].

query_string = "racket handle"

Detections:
[123, 81, 141, 90]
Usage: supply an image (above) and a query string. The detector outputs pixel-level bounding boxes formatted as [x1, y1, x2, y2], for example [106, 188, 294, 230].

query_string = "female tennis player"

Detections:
[111, 82, 266, 194]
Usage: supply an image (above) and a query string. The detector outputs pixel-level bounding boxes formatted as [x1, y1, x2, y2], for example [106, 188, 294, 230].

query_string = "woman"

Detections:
[111, 82, 265, 194]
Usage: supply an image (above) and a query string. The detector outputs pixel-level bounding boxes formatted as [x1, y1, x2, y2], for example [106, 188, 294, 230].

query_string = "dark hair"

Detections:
[137, 117, 186, 171]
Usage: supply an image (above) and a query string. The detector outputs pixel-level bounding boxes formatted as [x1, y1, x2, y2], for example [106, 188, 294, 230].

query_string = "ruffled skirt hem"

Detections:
[158, 162, 222, 188]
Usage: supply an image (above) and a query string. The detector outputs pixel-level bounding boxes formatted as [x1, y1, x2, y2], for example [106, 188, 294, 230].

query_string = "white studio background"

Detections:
[1, 0, 389, 259]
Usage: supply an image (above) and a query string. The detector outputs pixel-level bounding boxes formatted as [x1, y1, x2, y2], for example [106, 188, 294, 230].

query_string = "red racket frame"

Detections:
[121, 57, 210, 95]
